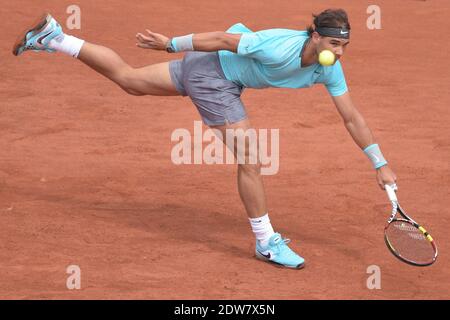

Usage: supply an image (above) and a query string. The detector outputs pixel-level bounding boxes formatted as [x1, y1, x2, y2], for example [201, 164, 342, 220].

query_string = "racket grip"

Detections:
[385, 184, 398, 202]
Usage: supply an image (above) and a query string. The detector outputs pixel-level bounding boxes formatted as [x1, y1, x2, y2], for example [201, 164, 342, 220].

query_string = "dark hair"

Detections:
[307, 9, 351, 36]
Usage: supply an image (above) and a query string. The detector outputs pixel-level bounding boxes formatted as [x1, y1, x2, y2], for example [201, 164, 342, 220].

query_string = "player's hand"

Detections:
[376, 165, 397, 190]
[136, 30, 170, 50]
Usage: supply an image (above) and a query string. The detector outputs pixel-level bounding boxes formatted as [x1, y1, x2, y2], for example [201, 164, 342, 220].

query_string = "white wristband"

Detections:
[363, 143, 387, 169]
[172, 34, 194, 52]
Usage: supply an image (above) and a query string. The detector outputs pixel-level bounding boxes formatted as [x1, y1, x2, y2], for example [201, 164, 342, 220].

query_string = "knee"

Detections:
[117, 68, 145, 96]
[120, 85, 145, 96]
[238, 162, 262, 176]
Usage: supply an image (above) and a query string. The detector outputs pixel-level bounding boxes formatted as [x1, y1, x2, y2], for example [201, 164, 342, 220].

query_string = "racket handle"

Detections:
[385, 184, 398, 202]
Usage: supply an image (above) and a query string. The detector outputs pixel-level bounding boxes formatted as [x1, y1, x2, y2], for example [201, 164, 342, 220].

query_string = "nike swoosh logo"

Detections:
[258, 251, 271, 259]
[340, 30, 349, 35]
[37, 31, 53, 45]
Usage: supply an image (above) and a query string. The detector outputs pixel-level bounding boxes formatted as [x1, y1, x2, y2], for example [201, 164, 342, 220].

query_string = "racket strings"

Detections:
[385, 220, 435, 264]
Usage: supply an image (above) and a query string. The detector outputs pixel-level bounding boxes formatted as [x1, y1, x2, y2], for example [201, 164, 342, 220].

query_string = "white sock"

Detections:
[249, 213, 275, 247]
[49, 34, 85, 58]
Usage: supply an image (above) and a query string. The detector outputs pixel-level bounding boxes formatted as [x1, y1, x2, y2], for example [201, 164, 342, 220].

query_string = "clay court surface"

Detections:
[1, 0, 449, 299]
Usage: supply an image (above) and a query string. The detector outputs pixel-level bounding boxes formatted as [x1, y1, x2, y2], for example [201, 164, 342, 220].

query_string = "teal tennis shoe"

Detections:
[255, 233, 305, 269]
[13, 13, 63, 56]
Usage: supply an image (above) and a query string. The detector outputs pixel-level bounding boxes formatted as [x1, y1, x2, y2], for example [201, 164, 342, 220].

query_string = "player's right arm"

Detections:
[136, 30, 241, 53]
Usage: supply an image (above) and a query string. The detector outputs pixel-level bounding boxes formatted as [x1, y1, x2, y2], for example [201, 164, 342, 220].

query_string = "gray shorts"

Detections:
[169, 51, 247, 126]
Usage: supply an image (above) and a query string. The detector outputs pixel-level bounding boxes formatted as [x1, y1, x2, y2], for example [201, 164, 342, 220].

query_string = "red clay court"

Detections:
[1, 0, 449, 299]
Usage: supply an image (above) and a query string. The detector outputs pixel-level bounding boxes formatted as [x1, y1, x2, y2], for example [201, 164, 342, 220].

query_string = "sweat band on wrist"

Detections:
[364, 143, 388, 169]
[170, 34, 194, 52]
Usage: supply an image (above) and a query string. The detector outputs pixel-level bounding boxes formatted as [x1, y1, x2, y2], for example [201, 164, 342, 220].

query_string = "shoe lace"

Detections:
[274, 238, 299, 258]
[276, 238, 291, 252]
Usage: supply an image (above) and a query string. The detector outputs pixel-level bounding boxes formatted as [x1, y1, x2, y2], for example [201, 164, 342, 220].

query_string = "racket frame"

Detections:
[384, 196, 438, 266]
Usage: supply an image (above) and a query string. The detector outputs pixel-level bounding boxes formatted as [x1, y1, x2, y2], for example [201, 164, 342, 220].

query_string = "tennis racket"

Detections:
[384, 184, 438, 266]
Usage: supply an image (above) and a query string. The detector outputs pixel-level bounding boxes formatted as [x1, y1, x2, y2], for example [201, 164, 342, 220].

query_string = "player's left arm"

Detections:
[332, 92, 397, 190]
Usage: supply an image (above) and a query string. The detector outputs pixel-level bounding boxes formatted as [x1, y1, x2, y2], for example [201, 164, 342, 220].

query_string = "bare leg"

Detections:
[212, 119, 268, 218]
[78, 44, 265, 214]
[213, 121, 304, 268]
[77, 42, 180, 96]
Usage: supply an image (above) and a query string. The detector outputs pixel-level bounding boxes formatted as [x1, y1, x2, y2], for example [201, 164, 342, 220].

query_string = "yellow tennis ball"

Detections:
[319, 50, 335, 66]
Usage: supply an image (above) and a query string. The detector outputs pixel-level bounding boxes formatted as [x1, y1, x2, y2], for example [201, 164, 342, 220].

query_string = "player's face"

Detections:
[319, 37, 350, 61]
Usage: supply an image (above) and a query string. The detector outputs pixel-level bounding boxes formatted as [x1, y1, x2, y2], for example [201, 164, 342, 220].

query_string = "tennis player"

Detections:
[13, 8, 397, 269]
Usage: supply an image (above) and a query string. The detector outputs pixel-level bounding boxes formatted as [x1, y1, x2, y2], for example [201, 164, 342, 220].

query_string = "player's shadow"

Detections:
[5, 176, 252, 260]
[81, 200, 252, 258]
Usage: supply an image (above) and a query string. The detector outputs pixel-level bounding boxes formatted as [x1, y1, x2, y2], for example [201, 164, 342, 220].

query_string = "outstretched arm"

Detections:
[136, 30, 241, 53]
[333, 92, 374, 148]
[332, 92, 397, 190]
